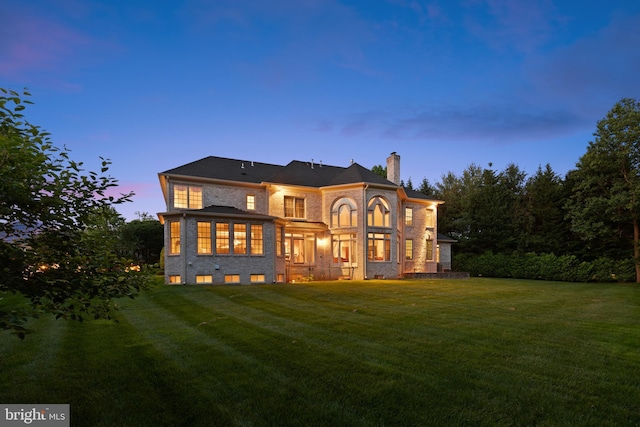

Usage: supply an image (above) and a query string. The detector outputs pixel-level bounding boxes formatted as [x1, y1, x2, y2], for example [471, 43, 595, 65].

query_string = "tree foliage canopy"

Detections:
[0, 88, 148, 338]
[119, 214, 163, 265]
[565, 98, 640, 281]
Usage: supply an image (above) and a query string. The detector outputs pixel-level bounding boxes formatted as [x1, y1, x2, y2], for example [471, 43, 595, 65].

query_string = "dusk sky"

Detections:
[2, 0, 639, 220]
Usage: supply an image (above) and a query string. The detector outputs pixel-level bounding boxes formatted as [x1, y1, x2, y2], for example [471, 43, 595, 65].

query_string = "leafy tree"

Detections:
[434, 171, 463, 238]
[0, 88, 148, 338]
[120, 216, 163, 265]
[565, 98, 640, 282]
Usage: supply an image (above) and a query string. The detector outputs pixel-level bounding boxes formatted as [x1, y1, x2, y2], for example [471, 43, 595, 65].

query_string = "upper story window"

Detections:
[405, 207, 413, 226]
[367, 197, 390, 227]
[284, 196, 305, 218]
[425, 208, 435, 228]
[246, 194, 255, 210]
[331, 198, 357, 228]
[173, 185, 203, 209]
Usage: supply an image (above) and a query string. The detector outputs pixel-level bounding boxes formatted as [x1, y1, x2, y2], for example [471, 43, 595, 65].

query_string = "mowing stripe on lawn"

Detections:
[119, 289, 379, 426]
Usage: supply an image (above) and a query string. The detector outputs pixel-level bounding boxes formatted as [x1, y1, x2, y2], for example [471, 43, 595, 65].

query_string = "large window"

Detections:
[285, 233, 315, 264]
[173, 185, 202, 209]
[331, 198, 357, 228]
[284, 196, 305, 218]
[233, 224, 247, 254]
[332, 234, 357, 265]
[251, 224, 263, 255]
[216, 223, 230, 254]
[367, 197, 390, 227]
[169, 221, 180, 255]
[368, 233, 390, 261]
[197, 222, 212, 254]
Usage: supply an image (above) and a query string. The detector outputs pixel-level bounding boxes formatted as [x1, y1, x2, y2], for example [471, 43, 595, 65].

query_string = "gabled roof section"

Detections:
[328, 163, 395, 186]
[161, 156, 283, 184]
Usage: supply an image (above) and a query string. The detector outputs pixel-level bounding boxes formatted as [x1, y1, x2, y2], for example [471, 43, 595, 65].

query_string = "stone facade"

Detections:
[158, 153, 453, 284]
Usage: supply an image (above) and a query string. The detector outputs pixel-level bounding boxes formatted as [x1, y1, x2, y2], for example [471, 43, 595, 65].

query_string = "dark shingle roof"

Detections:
[185, 205, 275, 219]
[437, 233, 457, 243]
[404, 187, 441, 201]
[162, 156, 283, 184]
[265, 161, 340, 186]
[329, 163, 394, 186]
[162, 156, 398, 188]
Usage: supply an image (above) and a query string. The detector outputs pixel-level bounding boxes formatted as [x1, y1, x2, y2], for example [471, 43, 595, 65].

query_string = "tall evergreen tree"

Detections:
[521, 164, 570, 254]
[418, 177, 435, 196]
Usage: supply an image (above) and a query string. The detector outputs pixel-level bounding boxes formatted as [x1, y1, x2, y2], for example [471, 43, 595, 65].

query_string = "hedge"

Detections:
[453, 252, 636, 282]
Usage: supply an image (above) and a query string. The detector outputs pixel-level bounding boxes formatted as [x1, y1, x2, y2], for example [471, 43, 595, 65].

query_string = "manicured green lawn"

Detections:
[2, 278, 639, 426]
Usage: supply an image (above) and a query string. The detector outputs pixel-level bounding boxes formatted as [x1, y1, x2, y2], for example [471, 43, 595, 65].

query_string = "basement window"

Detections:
[224, 274, 241, 284]
[196, 275, 213, 284]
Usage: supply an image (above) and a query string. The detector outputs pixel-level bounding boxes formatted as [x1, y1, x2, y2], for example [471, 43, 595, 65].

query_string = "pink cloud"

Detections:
[104, 181, 158, 201]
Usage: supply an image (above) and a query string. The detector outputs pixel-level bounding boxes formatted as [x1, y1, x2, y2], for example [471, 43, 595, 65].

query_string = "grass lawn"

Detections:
[1, 278, 639, 426]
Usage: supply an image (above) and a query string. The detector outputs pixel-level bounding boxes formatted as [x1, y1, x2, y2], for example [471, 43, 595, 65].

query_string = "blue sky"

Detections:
[2, 0, 639, 220]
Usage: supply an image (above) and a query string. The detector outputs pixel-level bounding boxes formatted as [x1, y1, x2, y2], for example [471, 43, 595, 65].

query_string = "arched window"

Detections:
[367, 197, 390, 227]
[331, 198, 357, 228]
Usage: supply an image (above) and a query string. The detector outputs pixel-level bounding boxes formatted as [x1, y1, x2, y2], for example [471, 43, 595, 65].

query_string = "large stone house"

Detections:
[158, 152, 453, 284]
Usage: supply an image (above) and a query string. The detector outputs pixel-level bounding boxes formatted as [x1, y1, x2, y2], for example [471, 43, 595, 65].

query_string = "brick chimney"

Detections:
[386, 152, 400, 185]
